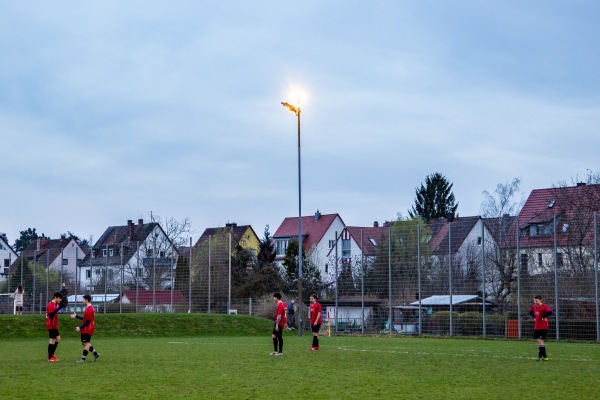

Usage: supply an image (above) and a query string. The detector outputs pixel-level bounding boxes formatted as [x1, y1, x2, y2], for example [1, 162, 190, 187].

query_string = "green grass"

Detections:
[0, 315, 599, 399]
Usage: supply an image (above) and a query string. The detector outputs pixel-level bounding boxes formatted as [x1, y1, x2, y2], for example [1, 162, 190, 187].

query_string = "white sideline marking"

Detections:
[168, 342, 190, 344]
[336, 346, 598, 362]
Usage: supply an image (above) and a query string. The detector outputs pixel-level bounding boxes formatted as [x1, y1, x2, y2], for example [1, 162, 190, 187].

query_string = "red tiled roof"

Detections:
[345, 226, 389, 256]
[518, 184, 600, 248]
[273, 213, 343, 250]
[12, 237, 84, 268]
[122, 289, 186, 305]
[429, 216, 481, 254]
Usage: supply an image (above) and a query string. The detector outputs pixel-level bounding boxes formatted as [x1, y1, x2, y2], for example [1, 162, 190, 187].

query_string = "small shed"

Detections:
[410, 295, 497, 313]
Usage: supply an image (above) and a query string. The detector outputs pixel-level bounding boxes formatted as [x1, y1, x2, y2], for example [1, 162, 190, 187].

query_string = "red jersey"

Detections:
[46, 301, 59, 330]
[80, 304, 95, 335]
[310, 302, 323, 325]
[274, 301, 287, 327]
[530, 303, 552, 330]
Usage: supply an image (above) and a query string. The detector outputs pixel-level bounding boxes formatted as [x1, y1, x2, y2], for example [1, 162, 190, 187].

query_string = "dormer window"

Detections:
[548, 200, 556, 208]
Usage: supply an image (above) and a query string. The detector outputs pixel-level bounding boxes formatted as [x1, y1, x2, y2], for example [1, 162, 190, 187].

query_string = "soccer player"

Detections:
[46, 291, 65, 362]
[309, 294, 322, 350]
[270, 292, 287, 356]
[71, 294, 100, 363]
[529, 295, 553, 361]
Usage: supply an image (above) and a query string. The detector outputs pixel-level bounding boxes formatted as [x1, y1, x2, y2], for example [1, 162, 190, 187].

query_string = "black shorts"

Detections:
[48, 329, 60, 339]
[272, 324, 284, 336]
[311, 324, 322, 334]
[80, 334, 92, 343]
[15, 306, 23, 311]
[534, 329, 548, 340]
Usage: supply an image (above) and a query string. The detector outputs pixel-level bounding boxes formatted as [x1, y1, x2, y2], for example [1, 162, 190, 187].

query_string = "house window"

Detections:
[369, 238, 377, 246]
[275, 240, 288, 256]
[62, 258, 68, 266]
[109, 248, 114, 257]
[325, 263, 328, 273]
[4, 259, 9, 267]
[477, 237, 482, 246]
[159, 251, 165, 258]
[342, 239, 351, 261]
[557, 252, 564, 268]
[147, 249, 154, 257]
[102, 249, 107, 257]
[86, 270, 91, 278]
[520, 253, 528, 270]
[92, 250, 96, 258]
[537, 253, 543, 268]
[329, 240, 335, 249]
[3, 267, 8, 274]
[529, 225, 538, 237]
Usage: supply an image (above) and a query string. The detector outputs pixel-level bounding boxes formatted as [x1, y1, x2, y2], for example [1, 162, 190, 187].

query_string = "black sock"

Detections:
[273, 338, 278, 352]
[316, 337, 319, 348]
[312, 337, 317, 347]
[278, 338, 283, 353]
[541, 346, 547, 358]
[48, 344, 53, 359]
[89, 346, 98, 356]
[538, 346, 543, 358]
[82, 349, 89, 360]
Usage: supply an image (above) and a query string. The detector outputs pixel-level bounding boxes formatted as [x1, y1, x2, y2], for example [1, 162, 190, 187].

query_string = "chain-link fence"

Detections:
[2, 214, 599, 342]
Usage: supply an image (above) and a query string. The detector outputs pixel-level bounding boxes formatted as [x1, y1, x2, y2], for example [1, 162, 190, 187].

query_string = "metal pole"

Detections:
[517, 216, 521, 339]
[120, 243, 123, 314]
[297, 107, 303, 337]
[208, 235, 212, 313]
[46, 252, 49, 307]
[188, 237, 192, 313]
[136, 241, 139, 313]
[482, 220, 486, 337]
[74, 247, 78, 313]
[361, 229, 365, 334]
[449, 219, 453, 336]
[170, 239, 174, 312]
[33, 252, 36, 314]
[388, 227, 392, 333]
[334, 231, 338, 335]
[104, 244, 108, 314]
[553, 215, 560, 341]
[594, 211, 599, 342]
[417, 222, 422, 335]
[228, 232, 232, 314]
[60, 248, 64, 284]
[153, 238, 156, 311]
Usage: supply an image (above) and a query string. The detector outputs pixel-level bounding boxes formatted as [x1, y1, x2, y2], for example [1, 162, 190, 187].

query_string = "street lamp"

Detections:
[281, 100, 303, 336]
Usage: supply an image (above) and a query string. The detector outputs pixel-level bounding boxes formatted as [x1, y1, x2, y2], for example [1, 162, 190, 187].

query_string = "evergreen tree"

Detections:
[409, 172, 458, 222]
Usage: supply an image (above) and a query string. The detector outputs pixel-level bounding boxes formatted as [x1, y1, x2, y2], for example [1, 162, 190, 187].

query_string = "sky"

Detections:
[1, 1, 599, 246]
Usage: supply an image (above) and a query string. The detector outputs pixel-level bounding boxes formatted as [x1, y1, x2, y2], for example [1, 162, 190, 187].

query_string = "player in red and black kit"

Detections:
[46, 292, 65, 362]
[71, 294, 100, 363]
[270, 292, 287, 356]
[309, 294, 322, 351]
[529, 295, 553, 361]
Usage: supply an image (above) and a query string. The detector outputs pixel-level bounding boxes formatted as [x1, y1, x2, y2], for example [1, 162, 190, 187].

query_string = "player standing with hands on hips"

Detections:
[309, 294, 322, 351]
[529, 295, 553, 361]
[270, 292, 287, 356]
[71, 294, 100, 363]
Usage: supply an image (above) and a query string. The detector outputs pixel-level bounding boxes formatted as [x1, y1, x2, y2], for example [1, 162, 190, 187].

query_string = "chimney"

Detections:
[373, 221, 379, 228]
[314, 210, 321, 222]
[138, 219, 143, 226]
[577, 182, 586, 187]
[60, 234, 66, 241]
[128, 220, 134, 240]
[225, 222, 237, 229]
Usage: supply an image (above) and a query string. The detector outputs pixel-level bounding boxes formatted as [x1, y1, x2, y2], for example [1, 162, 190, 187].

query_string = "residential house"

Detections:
[79, 219, 178, 291]
[428, 215, 493, 294]
[194, 222, 260, 256]
[10, 235, 88, 281]
[273, 210, 346, 276]
[326, 221, 391, 275]
[518, 183, 600, 275]
[0, 234, 17, 281]
[120, 289, 186, 312]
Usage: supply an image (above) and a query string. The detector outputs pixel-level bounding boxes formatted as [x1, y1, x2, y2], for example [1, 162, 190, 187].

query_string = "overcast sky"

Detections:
[1, 1, 599, 245]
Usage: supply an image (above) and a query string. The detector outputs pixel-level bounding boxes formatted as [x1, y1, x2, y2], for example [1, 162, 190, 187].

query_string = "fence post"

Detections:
[417, 222, 422, 336]
[228, 232, 232, 314]
[388, 226, 392, 335]
[516, 216, 521, 339]
[448, 216, 453, 337]
[120, 243, 123, 314]
[594, 211, 599, 343]
[208, 235, 212, 313]
[334, 231, 338, 335]
[553, 215, 560, 341]
[482, 219, 486, 337]
[249, 297, 252, 316]
[361, 229, 364, 335]
[188, 237, 192, 313]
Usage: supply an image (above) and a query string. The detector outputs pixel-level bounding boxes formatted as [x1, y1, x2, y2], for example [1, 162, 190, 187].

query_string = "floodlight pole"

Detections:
[281, 101, 303, 336]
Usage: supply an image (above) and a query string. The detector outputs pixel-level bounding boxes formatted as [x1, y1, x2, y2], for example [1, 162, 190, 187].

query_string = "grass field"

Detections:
[0, 315, 599, 399]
